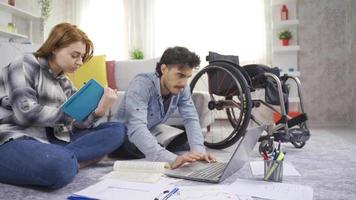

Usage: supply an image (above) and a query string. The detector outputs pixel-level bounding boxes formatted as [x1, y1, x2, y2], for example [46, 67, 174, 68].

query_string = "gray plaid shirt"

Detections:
[0, 54, 99, 145]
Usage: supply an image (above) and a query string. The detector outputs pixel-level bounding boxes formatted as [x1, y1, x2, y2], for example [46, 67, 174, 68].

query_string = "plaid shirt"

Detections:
[0, 54, 99, 145]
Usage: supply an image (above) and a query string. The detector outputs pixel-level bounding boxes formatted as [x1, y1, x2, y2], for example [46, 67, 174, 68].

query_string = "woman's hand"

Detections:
[94, 87, 118, 117]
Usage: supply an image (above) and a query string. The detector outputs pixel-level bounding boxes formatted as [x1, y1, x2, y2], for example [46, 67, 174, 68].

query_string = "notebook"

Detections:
[60, 79, 104, 122]
[165, 126, 264, 183]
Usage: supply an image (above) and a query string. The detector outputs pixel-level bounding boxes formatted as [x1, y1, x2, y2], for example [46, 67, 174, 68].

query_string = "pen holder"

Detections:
[264, 160, 283, 182]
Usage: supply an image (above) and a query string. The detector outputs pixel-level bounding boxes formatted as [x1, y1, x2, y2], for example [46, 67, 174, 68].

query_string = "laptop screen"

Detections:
[219, 126, 264, 181]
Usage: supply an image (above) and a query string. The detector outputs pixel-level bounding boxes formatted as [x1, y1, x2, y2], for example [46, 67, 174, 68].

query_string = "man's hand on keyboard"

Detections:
[200, 153, 217, 163]
[171, 151, 217, 169]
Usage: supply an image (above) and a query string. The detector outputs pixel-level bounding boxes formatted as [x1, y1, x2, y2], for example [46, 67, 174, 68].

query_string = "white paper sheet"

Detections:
[70, 179, 169, 200]
[250, 160, 301, 176]
[168, 185, 252, 200]
[228, 178, 313, 200]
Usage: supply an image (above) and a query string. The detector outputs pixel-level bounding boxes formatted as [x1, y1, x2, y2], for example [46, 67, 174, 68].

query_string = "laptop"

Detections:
[165, 126, 264, 183]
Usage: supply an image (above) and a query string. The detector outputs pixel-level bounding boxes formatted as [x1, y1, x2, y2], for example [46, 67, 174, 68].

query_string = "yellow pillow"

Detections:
[67, 55, 108, 89]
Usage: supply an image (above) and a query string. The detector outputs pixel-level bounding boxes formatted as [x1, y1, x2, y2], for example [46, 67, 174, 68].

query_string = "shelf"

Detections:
[273, 19, 299, 29]
[0, 2, 40, 19]
[273, 45, 300, 53]
[0, 29, 27, 39]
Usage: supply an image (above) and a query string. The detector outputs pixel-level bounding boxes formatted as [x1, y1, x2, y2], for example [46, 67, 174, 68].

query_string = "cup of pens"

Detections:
[262, 143, 285, 182]
[264, 159, 283, 182]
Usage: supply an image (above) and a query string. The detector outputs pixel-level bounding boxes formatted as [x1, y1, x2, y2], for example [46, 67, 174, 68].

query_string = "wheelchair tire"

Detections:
[190, 62, 252, 149]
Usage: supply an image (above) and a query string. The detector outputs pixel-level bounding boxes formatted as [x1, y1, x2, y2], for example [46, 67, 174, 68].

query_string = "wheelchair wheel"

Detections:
[190, 62, 252, 149]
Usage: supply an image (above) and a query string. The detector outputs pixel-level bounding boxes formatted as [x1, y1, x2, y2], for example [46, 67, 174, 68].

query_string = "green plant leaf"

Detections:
[278, 30, 292, 40]
[130, 48, 144, 60]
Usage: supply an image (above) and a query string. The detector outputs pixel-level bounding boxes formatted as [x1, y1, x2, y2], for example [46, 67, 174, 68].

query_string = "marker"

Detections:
[154, 190, 169, 200]
[162, 187, 179, 200]
[262, 151, 269, 160]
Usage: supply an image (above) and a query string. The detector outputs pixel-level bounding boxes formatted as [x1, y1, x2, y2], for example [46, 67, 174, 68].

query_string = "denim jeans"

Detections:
[0, 122, 125, 189]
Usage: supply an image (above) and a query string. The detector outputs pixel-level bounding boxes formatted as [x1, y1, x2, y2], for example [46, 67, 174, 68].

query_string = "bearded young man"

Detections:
[110, 46, 215, 168]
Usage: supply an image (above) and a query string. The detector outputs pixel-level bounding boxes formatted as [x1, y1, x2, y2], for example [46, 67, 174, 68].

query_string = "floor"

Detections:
[0, 125, 355, 200]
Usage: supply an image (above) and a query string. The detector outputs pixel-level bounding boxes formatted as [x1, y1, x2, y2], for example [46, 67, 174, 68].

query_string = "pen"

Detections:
[162, 187, 179, 200]
[278, 140, 281, 151]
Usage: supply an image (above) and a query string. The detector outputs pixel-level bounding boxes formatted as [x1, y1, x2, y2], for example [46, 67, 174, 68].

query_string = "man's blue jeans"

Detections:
[0, 122, 125, 189]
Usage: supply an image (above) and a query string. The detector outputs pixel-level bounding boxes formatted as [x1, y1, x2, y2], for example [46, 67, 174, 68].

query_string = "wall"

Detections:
[298, 0, 356, 125]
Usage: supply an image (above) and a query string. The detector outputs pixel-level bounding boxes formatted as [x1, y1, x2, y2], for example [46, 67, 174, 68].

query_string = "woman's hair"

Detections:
[156, 46, 200, 77]
[34, 22, 93, 63]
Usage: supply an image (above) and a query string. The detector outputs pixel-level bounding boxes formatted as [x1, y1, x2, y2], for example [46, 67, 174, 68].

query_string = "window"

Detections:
[75, 0, 267, 64]
[154, 0, 267, 66]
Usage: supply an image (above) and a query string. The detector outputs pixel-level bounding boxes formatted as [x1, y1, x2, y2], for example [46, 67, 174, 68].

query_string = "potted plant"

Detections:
[129, 48, 144, 60]
[278, 30, 292, 46]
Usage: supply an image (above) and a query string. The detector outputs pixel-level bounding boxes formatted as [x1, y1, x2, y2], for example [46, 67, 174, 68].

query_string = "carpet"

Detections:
[0, 126, 355, 200]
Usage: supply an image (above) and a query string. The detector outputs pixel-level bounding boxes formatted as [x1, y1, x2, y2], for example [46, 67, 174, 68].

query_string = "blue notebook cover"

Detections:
[61, 79, 104, 122]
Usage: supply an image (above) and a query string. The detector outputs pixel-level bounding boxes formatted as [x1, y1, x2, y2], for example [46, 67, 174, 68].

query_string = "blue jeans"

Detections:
[0, 122, 125, 189]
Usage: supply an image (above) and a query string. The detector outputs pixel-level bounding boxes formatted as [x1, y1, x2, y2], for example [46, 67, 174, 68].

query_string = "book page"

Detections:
[151, 124, 184, 147]
[101, 161, 169, 183]
[101, 171, 163, 183]
[113, 161, 168, 173]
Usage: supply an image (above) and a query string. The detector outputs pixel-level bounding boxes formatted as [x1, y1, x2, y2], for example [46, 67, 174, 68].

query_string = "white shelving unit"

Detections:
[271, 0, 299, 76]
[271, 0, 301, 109]
[0, 2, 41, 43]
[0, 29, 27, 39]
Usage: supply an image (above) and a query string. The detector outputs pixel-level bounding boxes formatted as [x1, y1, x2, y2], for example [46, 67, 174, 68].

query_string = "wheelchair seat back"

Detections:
[205, 51, 251, 96]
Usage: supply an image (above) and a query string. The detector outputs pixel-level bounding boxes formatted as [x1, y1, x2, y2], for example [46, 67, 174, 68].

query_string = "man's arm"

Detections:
[177, 86, 207, 154]
[124, 78, 177, 163]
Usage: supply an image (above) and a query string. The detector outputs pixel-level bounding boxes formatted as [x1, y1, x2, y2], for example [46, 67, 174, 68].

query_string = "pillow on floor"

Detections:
[67, 55, 108, 89]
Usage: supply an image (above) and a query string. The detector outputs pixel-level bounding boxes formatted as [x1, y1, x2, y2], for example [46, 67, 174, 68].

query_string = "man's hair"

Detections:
[34, 22, 94, 63]
[156, 46, 200, 77]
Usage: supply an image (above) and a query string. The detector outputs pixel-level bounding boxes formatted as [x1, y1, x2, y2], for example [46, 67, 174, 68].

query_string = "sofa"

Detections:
[106, 58, 214, 129]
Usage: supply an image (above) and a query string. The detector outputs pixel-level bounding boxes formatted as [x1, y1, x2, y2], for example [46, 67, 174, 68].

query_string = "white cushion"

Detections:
[114, 58, 160, 91]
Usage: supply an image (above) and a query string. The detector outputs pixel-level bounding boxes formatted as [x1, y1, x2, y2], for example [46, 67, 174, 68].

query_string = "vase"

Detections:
[281, 39, 289, 46]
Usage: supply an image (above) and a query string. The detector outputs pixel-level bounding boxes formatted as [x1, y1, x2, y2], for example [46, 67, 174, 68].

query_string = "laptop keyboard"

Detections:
[189, 162, 226, 179]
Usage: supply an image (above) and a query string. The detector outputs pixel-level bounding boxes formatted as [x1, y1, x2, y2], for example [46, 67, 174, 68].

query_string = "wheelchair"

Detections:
[190, 52, 310, 153]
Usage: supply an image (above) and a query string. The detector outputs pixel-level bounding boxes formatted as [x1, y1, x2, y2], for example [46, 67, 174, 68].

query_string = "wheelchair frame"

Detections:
[190, 52, 310, 151]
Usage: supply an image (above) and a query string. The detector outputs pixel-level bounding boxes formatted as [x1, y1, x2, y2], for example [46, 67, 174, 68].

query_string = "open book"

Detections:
[101, 161, 169, 183]
[150, 124, 184, 147]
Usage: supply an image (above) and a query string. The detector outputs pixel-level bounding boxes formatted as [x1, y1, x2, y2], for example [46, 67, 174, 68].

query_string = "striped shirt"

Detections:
[0, 54, 99, 145]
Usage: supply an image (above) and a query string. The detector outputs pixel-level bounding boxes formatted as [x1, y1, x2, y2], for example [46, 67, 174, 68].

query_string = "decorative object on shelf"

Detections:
[278, 30, 292, 46]
[8, 0, 15, 6]
[6, 22, 16, 33]
[280, 4, 288, 21]
[38, 0, 52, 21]
[130, 48, 144, 60]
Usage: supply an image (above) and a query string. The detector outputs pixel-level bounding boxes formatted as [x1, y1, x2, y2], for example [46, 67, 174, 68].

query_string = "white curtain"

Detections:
[123, 0, 156, 59]
[66, 0, 126, 60]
